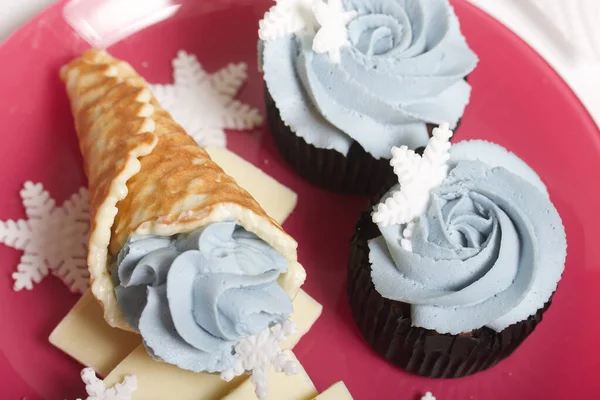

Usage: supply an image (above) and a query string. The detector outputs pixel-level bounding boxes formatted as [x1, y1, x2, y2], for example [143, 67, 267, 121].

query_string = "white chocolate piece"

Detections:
[206, 146, 297, 225]
[105, 345, 235, 400]
[49, 290, 141, 376]
[279, 289, 322, 350]
[103, 290, 322, 400]
[221, 351, 317, 400]
[313, 382, 354, 399]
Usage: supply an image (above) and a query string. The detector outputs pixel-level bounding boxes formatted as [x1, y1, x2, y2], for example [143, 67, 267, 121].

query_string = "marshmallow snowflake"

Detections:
[150, 50, 263, 148]
[372, 123, 454, 247]
[76, 368, 137, 400]
[258, 0, 317, 40]
[0, 182, 89, 294]
[220, 320, 299, 399]
[312, 0, 357, 63]
[259, 0, 357, 63]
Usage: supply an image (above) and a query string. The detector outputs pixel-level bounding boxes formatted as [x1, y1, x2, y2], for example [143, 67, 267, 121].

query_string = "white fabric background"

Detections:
[0, 0, 56, 42]
[468, 0, 600, 128]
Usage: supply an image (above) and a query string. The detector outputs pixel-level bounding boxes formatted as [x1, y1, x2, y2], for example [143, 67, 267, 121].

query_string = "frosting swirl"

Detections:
[369, 141, 566, 334]
[115, 221, 292, 373]
[262, 0, 478, 159]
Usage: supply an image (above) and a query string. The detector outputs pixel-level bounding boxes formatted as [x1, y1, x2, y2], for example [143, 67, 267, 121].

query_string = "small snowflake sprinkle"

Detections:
[259, 0, 317, 41]
[422, 391, 437, 400]
[76, 368, 137, 400]
[150, 50, 263, 148]
[0, 182, 90, 294]
[220, 320, 299, 399]
[312, 0, 357, 63]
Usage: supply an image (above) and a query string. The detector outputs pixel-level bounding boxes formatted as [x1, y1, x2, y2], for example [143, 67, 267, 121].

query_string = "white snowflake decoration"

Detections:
[312, 0, 357, 63]
[220, 320, 299, 399]
[258, 0, 318, 40]
[76, 368, 137, 400]
[0, 182, 90, 294]
[150, 50, 263, 148]
[372, 123, 454, 249]
[421, 392, 437, 400]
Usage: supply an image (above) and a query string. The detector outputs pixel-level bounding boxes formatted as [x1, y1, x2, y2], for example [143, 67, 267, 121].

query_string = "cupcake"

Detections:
[347, 123, 567, 378]
[258, 0, 478, 194]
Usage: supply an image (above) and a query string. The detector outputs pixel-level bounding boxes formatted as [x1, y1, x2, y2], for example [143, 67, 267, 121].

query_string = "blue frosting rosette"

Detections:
[114, 222, 293, 373]
[368, 138, 567, 334]
[260, 0, 478, 159]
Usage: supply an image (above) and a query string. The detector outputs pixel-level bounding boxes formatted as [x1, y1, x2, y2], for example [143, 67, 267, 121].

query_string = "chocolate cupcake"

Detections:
[258, 0, 478, 194]
[347, 124, 567, 378]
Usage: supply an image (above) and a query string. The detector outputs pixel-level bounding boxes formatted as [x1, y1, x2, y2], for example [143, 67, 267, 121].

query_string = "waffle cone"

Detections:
[62, 50, 305, 331]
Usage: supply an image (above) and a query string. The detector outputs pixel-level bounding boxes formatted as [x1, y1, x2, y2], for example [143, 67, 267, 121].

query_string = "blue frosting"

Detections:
[114, 221, 292, 373]
[368, 141, 566, 334]
[262, 0, 478, 159]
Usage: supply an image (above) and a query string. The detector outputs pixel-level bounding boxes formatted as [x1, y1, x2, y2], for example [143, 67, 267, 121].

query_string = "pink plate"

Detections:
[1, 0, 599, 399]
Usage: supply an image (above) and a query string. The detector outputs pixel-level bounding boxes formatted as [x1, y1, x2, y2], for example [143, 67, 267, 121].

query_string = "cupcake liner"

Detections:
[347, 192, 551, 378]
[265, 87, 397, 195]
[264, 86, 464, 195]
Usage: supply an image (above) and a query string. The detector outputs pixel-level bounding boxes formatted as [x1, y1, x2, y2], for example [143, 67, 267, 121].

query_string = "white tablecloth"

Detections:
[468, 0, 600, 128]
[0, 0, 56, 42]
[1, 0, 599, 128]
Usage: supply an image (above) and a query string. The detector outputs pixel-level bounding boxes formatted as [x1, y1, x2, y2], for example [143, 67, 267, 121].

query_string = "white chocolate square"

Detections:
[221, 352, 317, 400]
[206, 147, 297, 225]
[313, 382, 354, 399]
[49, 291, 141, 376]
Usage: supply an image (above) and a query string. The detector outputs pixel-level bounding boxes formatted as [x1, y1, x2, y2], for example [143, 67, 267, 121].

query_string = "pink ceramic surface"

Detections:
[0, 0, 598, 399]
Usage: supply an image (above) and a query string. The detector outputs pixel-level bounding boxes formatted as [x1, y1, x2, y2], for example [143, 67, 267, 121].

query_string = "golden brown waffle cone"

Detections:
[61, 49, 306, 331]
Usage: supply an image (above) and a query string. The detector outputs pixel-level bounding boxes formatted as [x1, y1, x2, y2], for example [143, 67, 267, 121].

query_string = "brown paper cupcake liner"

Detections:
[347, 192, 551, 378]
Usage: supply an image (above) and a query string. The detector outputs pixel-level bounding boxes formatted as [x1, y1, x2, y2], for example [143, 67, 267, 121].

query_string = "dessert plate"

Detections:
[0, 0, 598, 399]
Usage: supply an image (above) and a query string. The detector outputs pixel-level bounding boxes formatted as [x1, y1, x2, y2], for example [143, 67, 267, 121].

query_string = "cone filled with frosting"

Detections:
[61, 49, 306, 375]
